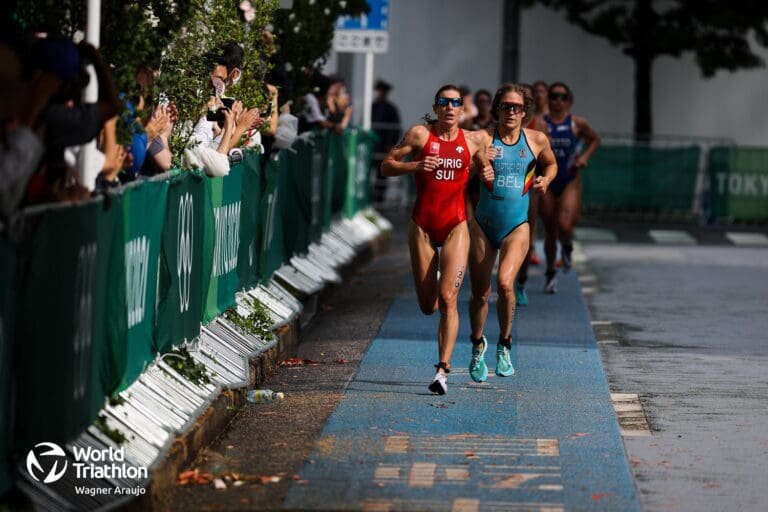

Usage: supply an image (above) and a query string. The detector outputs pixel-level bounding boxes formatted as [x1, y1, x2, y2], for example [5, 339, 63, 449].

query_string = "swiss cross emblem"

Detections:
[429, 142, 440, 155]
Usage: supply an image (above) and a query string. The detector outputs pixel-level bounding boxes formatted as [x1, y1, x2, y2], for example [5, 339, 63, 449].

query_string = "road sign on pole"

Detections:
[333, 0, 389, 53]
[333, 1, 389, 130]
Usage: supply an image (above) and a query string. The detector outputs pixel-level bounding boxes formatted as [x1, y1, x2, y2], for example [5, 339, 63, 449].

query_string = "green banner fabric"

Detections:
[343, 129, 375, 218]
[708, 147, 768, 221]
[203, 163, 244, 323]
[327, 132, 347, 219]
[307, 133, 328, 244]
[118, 181, 169, 390]
[155, 173, 211, 353]
[0, 238, 16, 494]
[259, 158, 289, 282]
[582, 145, 700, 213]
[282, 138, 314, 256]
[237, 151, 264, 290]
[15, 198, 125, 453]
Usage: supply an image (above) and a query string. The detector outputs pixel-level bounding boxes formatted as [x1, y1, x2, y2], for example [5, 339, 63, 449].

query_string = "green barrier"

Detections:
[708, 147, 768, 221]
[282, 137, 317, 256]
[343, 129, 376, 218]
[582, 145, 700, 213]
[3, 131, 379, 477]
[155, 172, 211, 352]
[327, 132, 347, 218]
[237, 152, 264, 290]
[307, 133, 329, 243]
[118, 181, 169, 390]
[15, 198, 125, 453]
[0, 238, 15, 495]
[203, 162, 244, 323]
[259, 158, 289, 282]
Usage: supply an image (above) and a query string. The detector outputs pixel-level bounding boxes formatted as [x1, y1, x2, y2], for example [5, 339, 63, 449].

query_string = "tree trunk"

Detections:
[633, 0, 653, 140]
[634, 53, 653, 141]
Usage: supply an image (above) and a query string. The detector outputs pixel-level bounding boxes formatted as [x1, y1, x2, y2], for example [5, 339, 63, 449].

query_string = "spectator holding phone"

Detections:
[187, 43, 265, 176]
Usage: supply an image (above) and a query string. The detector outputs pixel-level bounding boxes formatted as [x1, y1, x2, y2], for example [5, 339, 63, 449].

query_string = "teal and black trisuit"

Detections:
[474, 129, 536, 249]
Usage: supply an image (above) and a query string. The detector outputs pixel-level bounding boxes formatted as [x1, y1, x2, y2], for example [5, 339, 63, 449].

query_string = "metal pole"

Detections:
[501, 1, 520, 82]
[362, 51, 374, 130]
[78, 0, 102, 191]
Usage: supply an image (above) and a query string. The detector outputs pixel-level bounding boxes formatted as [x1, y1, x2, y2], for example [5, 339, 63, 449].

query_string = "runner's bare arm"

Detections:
[529, 130, 557, 194]
[573, 115, 601, 168]
[466, 129, 494, 184]
[381, 125, 434, 176]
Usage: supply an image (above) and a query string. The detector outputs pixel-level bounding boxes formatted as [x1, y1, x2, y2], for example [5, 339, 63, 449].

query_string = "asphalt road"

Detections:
[580, 238, 768, 512]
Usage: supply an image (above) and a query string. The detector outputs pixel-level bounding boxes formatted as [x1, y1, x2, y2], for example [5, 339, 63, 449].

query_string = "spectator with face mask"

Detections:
[187, 42, 263, 176]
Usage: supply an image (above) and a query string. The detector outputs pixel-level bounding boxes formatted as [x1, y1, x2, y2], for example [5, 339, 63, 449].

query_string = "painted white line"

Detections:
[611, 393, 652, 436]
[611, 393, 639, 401]
[374, 464, 401, 480]
[726, 232, 768, 246]
[451, 498, 479, 512]
[408, 462, 436, 488]
[591, 320, 613, 326]
[445, 467, 470, 481]
[492, 473, 547, 489]
[361, 500, 392, 512]
[537, 439, 560, 456]
[648, 229, 697, 245]
[597, 339, 619, 345]
[575, 227, 618, 242]
[384, 435, 409, 453]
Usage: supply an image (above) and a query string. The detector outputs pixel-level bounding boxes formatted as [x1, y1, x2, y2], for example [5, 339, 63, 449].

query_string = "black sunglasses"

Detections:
[498, 102, 525, 114]
[549, 92, 569, 101]
[435, 97, 463, 107]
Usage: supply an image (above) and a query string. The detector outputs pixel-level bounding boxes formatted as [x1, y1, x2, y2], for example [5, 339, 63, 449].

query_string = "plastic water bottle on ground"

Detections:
[247, 389, 285, 403]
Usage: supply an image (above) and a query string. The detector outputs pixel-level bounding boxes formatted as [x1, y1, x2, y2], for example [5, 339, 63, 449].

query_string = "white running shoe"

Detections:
[428, 370, 448, 395]
[544, 274, 558, 294]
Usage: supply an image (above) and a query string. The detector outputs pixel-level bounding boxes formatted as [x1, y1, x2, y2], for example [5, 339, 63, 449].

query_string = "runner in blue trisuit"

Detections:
[467, 83, 557, 382]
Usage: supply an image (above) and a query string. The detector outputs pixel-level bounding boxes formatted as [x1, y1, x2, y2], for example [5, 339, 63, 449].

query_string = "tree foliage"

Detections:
[157, 0, 277, 161]
[9, 0, 196, 97]
[523, 0, 768, 75]
[520, 0, 768, 135]
[271, 0, 368, 98]
[10, 0, 277, 161]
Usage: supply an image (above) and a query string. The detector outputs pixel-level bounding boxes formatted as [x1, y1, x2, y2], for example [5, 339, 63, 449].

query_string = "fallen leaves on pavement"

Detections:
[280, 358, 320, 367]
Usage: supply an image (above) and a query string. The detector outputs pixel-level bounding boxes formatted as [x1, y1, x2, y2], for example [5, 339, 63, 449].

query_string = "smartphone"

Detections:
[205, 97, 235, 124]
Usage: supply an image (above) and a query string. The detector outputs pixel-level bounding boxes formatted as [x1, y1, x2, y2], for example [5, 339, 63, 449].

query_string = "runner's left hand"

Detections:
[533, 175, 549, 194]
[481, 162, 494, 186]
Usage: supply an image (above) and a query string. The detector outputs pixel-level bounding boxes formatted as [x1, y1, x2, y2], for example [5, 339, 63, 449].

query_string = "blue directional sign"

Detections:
[336, 0, 388, 31]
[334, 0, 389, 53]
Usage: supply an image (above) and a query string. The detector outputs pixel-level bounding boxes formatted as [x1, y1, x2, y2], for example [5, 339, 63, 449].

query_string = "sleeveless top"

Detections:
[544, 114, 582, 195]
[474, 129, 536, 248]
[412, 127, 472, 245]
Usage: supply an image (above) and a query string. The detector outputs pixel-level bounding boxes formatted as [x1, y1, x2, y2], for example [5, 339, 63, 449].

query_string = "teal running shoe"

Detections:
[514, 282, 528, 306]
[469, 335, 488, 383]
[495, 343, 515, 377]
